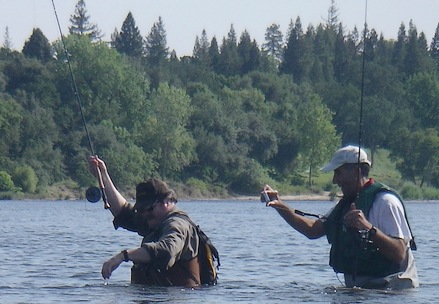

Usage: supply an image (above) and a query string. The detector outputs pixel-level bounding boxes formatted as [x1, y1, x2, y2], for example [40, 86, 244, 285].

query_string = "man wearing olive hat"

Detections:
[262, 145, 419, 289]
[89, 156, 201, 287]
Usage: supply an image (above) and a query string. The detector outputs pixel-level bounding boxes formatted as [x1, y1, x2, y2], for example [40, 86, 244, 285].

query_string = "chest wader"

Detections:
[130, 256, 201, 287]
[130, 212, 202, 287]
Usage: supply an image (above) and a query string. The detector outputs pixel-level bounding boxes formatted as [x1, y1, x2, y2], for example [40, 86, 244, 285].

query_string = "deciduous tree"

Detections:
[139, 83, 195, 179]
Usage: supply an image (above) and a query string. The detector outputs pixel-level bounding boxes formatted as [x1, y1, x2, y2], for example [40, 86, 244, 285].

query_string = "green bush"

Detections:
[13, 165, 38, 194]
[400, 183, 422, 200]
[421, 187, 439, 200]
[0, 171, 16, 191]
[181, 178, 228, 198]
[186, 177, 209, 197]
[230, 160, 275, 194]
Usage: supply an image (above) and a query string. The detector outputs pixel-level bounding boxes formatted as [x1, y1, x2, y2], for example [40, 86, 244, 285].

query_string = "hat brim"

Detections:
[320, 160, 371, 173]
[134, 199, 155, 211]
[320, 162, 340, 173]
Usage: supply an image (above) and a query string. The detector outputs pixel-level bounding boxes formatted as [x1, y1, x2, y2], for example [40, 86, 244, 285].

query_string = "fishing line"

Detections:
[352, 0, 369, 200]
[357, 0, 368, 162]
[293, 1, 369, 220]
[51, 0, 94, 155]
[352, 0, 370, 283]
[51, 0, 108, 207]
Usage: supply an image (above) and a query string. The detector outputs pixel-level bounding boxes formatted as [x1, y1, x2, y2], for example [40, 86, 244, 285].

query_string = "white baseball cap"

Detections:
[320, 145, 371, 172]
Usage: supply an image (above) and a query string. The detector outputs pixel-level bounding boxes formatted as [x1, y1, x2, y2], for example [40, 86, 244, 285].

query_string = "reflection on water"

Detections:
[0, 199, 438, 303]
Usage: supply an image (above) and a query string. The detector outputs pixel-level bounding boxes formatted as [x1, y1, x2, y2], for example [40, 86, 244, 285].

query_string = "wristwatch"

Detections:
[122, 249, 130, 262]
[368, 226, 377, 238]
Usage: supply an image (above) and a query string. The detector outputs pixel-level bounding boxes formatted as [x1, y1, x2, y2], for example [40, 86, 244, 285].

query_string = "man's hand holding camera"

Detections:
[261, 184, 285, 209]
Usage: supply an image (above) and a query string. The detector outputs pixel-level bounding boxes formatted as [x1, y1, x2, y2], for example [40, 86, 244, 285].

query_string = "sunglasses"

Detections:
[137, 202, 159, 213]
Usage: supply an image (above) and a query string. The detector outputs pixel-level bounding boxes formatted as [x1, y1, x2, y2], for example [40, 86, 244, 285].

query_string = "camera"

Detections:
[260, 192, 271, 203]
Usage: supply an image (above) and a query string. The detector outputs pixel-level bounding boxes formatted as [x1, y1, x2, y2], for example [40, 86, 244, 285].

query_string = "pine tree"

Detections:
[238, 30, 260, 74]
[111, 12, 144, 57]
[22, 28, 52, 62]
[69, 0, 103, 41]
[404, 21, 430, 76]
[145, 16, 169, 66]
[312, 24, 335, 82]
[347, 26, 360, 53]
[281, 17, 312, 82]
[326, 0, 339, 30]
[333, 23, 349, 82]
[3, 26, 13, 50]
[217, 24, 241, 75]
[262, 23, 283, 63]
[193, 36, 201, 57]
[208, 36, 220, 71]
[364, 28, 379, 62]
[392, 23, 407, 73]
[430, 23, 439, 70]
[193, 29, 210, 65]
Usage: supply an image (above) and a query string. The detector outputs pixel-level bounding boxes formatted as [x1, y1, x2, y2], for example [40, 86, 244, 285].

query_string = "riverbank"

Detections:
[226, 192, 331, 201]
[1, 184, 332, 201]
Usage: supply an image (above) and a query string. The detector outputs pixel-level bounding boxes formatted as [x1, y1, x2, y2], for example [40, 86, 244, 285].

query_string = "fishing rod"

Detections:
[352, 0, 369, 198]
[264, 1, 370, 220]
[51, 0, 109, 208]
[357, 0, 368, 163]
[352, 0, 369, 283]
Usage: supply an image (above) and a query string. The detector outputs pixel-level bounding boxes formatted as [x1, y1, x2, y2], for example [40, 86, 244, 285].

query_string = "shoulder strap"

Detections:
[171, 213, 220, 265]
[372, 183, 417, 251]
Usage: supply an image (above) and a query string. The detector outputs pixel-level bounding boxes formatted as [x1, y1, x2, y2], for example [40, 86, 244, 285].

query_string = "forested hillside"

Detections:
[1, 1, 439, 199]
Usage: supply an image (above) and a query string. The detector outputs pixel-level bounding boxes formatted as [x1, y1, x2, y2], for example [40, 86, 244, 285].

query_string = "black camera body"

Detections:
[260, 192, 271, 203]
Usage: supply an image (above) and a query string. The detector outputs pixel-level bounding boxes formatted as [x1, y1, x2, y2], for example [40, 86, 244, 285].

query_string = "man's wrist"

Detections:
[368, 226, 377, 238]
[121, 249, 130, 262]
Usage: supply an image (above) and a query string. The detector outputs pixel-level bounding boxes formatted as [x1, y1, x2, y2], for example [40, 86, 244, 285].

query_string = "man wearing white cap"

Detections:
[262, 145, 418, 289]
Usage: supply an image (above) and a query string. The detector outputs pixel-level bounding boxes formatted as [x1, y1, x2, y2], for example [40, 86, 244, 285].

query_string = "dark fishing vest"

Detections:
[130, 212, 201, 287]
[324, 181, 403, 277]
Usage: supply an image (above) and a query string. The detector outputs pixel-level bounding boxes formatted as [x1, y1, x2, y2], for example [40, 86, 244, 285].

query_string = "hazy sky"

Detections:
[1, 0, 438, 56]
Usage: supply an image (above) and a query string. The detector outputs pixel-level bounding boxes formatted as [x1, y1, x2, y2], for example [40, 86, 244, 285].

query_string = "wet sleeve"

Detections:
[142, 217, 196, 270]
[113, 203, 150, 235]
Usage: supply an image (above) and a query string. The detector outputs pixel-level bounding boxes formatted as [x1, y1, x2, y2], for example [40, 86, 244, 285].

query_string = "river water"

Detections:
[0, 199, 438, 303]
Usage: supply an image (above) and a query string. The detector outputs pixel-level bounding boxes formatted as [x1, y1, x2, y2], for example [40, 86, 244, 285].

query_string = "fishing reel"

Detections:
[357, 229, 373, 250]
[86, 186, 102, 203]
[86, 186, 110, 209]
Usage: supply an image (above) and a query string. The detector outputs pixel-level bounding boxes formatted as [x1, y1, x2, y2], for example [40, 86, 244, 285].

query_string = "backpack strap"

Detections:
[371, 184, 417, 251]
[171, 212, 220, 267]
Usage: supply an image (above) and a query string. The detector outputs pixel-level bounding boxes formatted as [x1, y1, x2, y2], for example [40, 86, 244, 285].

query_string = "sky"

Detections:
[1, 0, 439, 57]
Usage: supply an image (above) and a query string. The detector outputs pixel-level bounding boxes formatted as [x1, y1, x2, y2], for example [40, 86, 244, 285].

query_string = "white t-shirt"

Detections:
[368, 192, 412, 242]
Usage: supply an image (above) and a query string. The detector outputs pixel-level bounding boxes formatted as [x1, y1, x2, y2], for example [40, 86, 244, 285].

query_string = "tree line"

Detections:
[1, 0, 439, 198]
